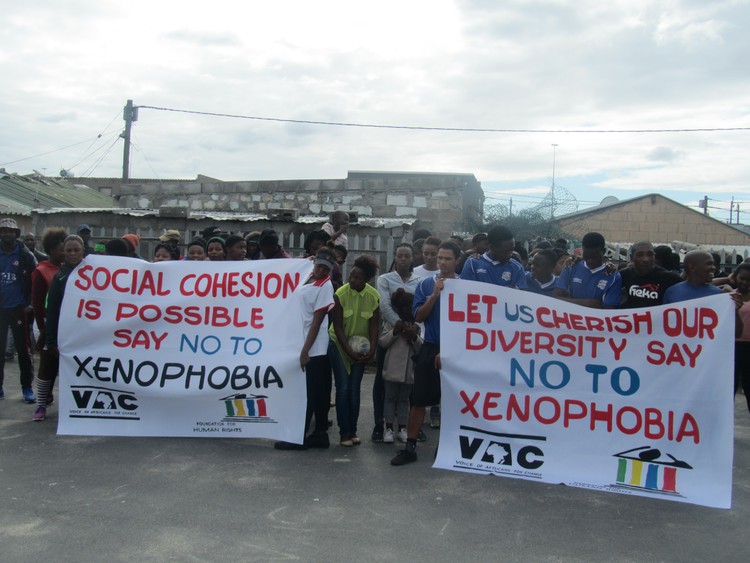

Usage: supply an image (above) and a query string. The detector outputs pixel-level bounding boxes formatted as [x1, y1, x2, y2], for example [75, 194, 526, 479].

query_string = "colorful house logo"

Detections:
[613, 446, 692, 497]
[221, 393, 276, 424]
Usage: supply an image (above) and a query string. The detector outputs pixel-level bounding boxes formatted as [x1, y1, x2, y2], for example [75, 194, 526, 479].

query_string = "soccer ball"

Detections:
[348, 335, 371, 354]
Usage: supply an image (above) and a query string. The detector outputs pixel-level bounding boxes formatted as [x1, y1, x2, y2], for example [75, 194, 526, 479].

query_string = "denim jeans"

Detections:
[328, 341, 365, 438]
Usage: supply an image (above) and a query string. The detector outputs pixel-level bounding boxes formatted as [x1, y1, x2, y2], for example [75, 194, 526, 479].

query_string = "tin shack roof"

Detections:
[0, 171, 115, 213]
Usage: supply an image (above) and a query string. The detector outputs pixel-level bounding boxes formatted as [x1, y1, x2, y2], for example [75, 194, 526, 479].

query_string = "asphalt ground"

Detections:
[2, 360, 750, 563]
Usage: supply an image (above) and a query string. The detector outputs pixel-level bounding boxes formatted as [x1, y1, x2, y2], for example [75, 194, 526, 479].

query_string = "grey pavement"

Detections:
[1, 359, 750, 563]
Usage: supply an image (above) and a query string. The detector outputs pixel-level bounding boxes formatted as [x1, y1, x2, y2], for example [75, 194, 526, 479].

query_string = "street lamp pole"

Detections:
[550, 144, 558, 219]
[551, 143, 558, 189]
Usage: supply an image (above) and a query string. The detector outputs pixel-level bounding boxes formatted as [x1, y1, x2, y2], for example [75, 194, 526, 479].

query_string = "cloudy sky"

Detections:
[2, 0, 748, 218]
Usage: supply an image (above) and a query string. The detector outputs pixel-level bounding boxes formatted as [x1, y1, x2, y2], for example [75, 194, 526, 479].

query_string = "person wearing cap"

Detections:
[201, 226, 223, 241]
[244, 231, 262, 261]
[122, 234, 145, 260]
[77, 224, 94, 256]
[274, 246, 337, 451]
[259, 229, 290, 259]
[302, 230, 343, 289]
[159, 229, 182, 259]
[0, 218, 36, 402]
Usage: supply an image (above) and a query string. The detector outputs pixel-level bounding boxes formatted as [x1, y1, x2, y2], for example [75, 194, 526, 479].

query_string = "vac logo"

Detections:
[454, 425, 545, 477]
[69, 385, 139, 420]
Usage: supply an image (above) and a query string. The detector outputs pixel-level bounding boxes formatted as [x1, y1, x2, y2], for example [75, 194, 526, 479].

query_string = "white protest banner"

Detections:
[57, 255, 313, 442]
[436, 280, 735, 508]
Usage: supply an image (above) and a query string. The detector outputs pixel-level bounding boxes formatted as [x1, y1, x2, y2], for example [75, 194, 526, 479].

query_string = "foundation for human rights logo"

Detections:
[221, 393, 276, 423]
[612, 446, 692, 497]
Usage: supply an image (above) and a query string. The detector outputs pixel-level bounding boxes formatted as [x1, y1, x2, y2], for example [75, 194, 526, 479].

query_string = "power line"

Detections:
[80, 136, 121, 177]
[138, 105, 750, 134]
[131, 132, 163, 183]
[485, 192, 602, 205]
[66, 131, 122, 172]
[65, 108, 124, 171]
[0, 136, 108, 168]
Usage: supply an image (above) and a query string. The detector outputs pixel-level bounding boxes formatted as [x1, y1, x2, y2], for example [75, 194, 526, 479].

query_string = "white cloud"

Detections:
[0, 0, 748, 206]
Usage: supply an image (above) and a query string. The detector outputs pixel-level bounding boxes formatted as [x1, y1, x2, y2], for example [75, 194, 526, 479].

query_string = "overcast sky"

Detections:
[2, 0, 748, 219]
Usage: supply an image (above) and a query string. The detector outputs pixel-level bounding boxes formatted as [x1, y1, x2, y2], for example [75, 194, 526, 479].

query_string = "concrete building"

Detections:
[4, 169, 484, 270]
[77, 170, 485, 239]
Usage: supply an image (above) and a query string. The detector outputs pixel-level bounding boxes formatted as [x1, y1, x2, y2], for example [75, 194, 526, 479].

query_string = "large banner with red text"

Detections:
[57, 255, 313, 442]
[435, 279, 735, 508]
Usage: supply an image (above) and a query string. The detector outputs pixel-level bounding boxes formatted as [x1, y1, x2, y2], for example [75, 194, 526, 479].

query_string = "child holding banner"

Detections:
[275, 246, 337, 450]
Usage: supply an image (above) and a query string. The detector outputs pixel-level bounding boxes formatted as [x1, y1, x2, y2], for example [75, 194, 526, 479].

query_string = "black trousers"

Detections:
[306, 355, 332, 435]
[734, 341, 750, 414]
[0, 306, 33, 389]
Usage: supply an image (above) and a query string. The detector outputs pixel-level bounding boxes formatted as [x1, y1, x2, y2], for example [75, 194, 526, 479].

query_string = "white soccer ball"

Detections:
[348, 335, 371, 354]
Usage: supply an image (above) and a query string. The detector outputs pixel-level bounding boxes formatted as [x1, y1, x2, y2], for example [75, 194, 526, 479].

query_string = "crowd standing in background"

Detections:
[1, 209, 748, 466]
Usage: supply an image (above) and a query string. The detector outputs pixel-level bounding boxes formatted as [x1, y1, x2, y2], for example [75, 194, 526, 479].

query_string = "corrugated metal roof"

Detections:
[0, 172, 115, 211]
[0, 193, 32, 215]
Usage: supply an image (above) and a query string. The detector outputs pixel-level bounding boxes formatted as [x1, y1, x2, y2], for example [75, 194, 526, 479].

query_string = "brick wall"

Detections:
[557, 195, 750, 246]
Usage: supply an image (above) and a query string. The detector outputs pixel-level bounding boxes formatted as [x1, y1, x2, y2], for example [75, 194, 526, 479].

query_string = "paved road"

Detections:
[2, 362, 749, 562]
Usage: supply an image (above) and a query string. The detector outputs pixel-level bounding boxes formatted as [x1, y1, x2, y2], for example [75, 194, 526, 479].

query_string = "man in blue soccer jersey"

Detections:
[0, 218, 36, 402]
[390, 241, 462, 466]
[460, 225, 527, 289]
[525, 249, 558, 296]
[553, 232, 621, 308]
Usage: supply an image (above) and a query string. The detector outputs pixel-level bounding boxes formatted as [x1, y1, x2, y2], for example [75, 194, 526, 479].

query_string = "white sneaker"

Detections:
[397, 428, 408, 442]
[383, 428, 395, 443]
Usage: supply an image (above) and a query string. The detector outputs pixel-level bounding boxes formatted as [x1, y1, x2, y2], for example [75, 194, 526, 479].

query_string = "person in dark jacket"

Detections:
[45, 235, 85, 355]
[0, 217, 37, 402]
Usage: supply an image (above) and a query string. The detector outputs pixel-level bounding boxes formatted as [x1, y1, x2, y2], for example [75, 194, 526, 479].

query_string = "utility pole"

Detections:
[702, 195, 708, 215]
[121, 99, 138, 183]
[730, 197, 734, 224]
[737, 204, 741, 225]
[509, 197, 513, 216]
[550, 143, 558, 220]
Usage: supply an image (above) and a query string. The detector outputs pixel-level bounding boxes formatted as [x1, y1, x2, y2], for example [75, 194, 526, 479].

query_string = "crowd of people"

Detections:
[1, 212, 747, 466]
